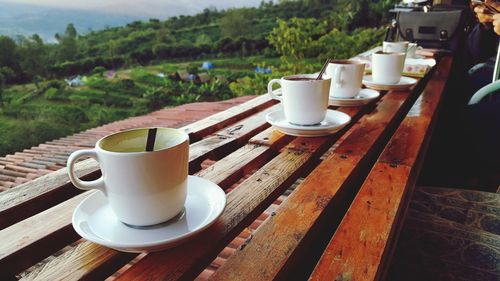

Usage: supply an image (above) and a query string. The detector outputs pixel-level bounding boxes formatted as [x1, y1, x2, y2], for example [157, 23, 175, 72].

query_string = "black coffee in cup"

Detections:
[285, 77, 315, 81]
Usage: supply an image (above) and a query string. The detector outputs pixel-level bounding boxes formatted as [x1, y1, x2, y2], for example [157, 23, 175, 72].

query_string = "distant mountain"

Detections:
[0, 1, 145, 42]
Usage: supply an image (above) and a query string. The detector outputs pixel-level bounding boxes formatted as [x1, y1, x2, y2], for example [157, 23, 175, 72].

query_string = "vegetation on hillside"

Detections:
[0, 0, 397, 156]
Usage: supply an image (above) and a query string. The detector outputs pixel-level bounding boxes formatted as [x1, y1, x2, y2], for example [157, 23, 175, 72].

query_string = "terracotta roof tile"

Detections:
[9, 166, 36, 174]
[211, 257, 226, 269]
[19, 163, 46, 170]
[0, 169, 26, 178]
[0, 175, 15, 182]
[195, 269, 214, 281]
[219, 247, 236, 259]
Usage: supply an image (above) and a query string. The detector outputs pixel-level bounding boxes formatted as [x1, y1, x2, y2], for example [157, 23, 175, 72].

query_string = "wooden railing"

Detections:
[0, 54, 453, 281]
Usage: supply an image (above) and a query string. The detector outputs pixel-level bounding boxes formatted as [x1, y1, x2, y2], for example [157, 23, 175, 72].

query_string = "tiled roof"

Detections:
[0, 96, 255, 191]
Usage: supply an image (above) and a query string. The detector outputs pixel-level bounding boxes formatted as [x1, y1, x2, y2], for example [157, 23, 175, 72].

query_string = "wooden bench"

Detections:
[0, 54, 452, 280]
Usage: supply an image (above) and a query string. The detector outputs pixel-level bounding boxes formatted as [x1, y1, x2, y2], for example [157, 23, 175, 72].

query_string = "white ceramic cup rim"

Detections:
[95, 127, 189, 156]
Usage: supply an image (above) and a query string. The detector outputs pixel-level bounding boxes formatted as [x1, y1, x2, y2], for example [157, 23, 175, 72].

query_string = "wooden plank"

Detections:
[309, 163, 412, 281]
[0, 159, 99, 230]
[196, 145, 273, 189]
[248, 127, 291, 146]
[0, 192, 91, 279]
[0, 96, 274, 229]
[183, 94, 275, 141]
[374, 62, 450, 279]
[207, 86, 420, 281]
[19, 242, 136, 281]
[188, 104, 279, 171]
[309, 56, 452, 281]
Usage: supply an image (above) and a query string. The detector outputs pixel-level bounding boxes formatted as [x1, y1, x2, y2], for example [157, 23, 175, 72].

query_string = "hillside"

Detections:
[0, 0, 397, 157]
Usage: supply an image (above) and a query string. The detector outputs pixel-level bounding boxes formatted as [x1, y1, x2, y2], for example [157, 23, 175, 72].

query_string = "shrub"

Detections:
[39, 105, 89, 125]
[85, 77, 109, 88]
[198, 80, 233, 100]
[229, 73, 276, 97]
[44, 87, 68, 101]
[131, 69, 166, 87]
[0, 119, 72, 157]
[119, 79, 136, 89]
[318, 27, 385, 60]
[10, 92, 36, 105]
[44, 80, 65, 89]
[92, 66, 107, 76]
[68, 94, 91, 105]
[86, 105, 134, 127]
[69, 89, 132, 107]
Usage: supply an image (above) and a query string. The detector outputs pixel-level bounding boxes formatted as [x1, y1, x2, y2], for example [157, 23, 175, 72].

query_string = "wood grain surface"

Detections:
[309, 56, 452, 281]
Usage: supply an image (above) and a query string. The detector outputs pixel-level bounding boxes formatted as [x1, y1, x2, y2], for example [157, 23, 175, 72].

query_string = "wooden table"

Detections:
[0, 55, 452, 281]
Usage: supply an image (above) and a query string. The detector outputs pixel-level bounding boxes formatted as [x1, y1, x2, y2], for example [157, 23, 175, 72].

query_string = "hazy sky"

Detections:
[0, 0, 267, 18]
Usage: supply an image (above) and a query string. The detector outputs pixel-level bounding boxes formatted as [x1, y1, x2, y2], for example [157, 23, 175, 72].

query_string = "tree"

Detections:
[219, 9, 251, 38]
[0, 36, 17, 67]
[200, 7, 218, 24]
[56, 23, 78, 62]
[156, 27, 176, 44]
[0, 73, 3, 106]
[195, 34, 212, 46]
[0, 36, 20, 81]
[268, 17, 327, 62]
[0, 63, 16, 105]
[18, 34, 47, 78]
[334, 0, 399, 30]
[152, 43, 170, 58]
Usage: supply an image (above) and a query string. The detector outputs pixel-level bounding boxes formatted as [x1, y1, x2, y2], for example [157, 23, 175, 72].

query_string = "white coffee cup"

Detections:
[371, 51, 406, 85]
[406, 43, 423, 58]
[325, 60, 366, 98]
[67, 128, 189, 226]
[383, 41, 409, 53]
[267, 74, 330, 125]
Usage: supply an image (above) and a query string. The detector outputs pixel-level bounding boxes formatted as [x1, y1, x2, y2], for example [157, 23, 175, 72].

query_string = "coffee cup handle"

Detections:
[268, 79, 282, 101]
[67, 149, 105, 193]
[334, 66, 344, 88]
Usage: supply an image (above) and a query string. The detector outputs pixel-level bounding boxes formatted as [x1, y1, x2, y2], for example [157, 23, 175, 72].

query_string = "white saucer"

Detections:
[72, 176, 226, 253]
[405, 57, 436, 67]
[362, 75, 417, 91]
[329, 88, 380, 107]
[266, 109, 351, 137]
[407, 54, 426, 60]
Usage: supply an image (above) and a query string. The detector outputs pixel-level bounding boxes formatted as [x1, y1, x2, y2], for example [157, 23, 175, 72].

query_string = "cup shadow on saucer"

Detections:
[124, 207, 187, 230]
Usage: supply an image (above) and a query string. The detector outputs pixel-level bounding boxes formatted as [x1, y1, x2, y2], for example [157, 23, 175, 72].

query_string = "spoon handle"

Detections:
[316, 59, 331, 80]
